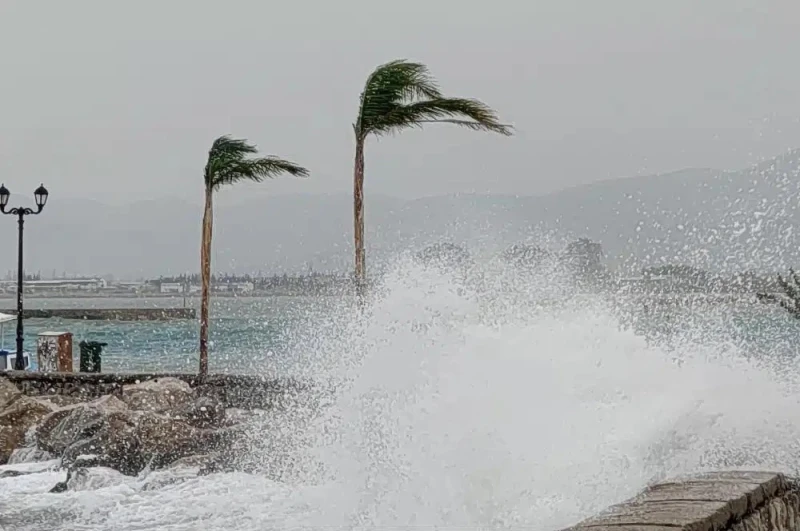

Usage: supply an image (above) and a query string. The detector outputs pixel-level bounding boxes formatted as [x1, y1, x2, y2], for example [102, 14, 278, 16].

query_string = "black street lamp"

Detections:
[0, 184, 48, 371]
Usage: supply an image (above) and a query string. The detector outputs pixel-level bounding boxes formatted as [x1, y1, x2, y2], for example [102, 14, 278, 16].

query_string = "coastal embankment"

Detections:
[0, 307, 195, 320]
[0, 370, 310, 409]
[564, 471, 799, 531]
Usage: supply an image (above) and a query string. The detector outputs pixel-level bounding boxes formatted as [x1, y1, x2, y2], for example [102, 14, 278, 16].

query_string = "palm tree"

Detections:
[351, 59, 512, 296]
[199, 136, 308, 376]
[757, 269, 800, 319]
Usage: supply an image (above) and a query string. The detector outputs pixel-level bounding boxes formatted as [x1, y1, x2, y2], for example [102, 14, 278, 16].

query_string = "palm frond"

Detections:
[204, 135, 259, 188]
[212, 157, 309, 189]
[355, 60, 512, 139]
[371, 98, 513, 137]
[357, 60, 443, 137]
[204, 135, 308, 190]
[209, 135, 258, 158]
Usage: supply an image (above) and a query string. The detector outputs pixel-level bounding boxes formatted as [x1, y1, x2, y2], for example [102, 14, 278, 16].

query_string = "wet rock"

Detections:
[168, 453, 214, 469]
[49, 480, 69, 493]
[122, 377, 194, 414]
[37, 395, 142, 475]
[36, 394, 240, 476]
[0, 396, 57, 464]
[141, 466, 199, 490]
[178, 395, 226, 428]
[66, 466, 130, 491]
[223, 407, 268, 427]
[0, 395, 58, 427]
[36, 395, 129, 455]
[7, 445, 54, 464]
[38, 394, 89, 408]
[0, 378, 21, 410]
[133, 411, 224, 469]
[0, 425, 25, 465]
[0, 469, 26, 478]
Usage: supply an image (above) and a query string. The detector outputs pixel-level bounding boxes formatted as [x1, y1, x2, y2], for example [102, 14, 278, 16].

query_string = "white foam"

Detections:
[2, 259, 799, 530]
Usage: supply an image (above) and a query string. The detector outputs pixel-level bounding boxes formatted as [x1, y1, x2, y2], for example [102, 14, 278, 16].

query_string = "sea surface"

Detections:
[9, 292, 800, 375]
[3, 261, 800, 530]
[9, 295, 343, 374]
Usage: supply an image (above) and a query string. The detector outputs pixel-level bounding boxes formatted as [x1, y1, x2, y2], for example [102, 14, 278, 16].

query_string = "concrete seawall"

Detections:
[565, 471, 799, 531]
[0, 307, 195, 320]
[0, 371, 312, 409]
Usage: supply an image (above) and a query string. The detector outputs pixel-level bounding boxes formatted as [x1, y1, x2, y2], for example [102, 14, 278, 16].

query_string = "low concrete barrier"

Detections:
[565, 471, 798, 531]
[0, 308, 195, 320]
[0, 371, 312, 409]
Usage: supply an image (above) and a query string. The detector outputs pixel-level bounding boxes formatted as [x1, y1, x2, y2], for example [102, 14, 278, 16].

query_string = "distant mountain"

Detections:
[2, 149, 799, 278]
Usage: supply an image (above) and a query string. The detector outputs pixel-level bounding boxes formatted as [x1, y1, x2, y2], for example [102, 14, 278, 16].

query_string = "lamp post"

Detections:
[0, 184, 48, 371]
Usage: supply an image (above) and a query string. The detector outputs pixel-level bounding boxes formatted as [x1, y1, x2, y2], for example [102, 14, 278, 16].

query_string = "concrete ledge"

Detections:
[0, 307, 195, 320]
[566, 471, 798, 531]
[0, 371, 312, 409]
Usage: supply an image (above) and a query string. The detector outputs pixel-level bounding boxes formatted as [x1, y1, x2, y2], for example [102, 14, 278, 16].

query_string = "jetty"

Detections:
[0, 308, 195, 321]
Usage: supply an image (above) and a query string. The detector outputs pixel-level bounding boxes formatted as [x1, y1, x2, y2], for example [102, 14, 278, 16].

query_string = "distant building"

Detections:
[0, 278, 107, 293]
[160, 282, 184, 294]
[233, 282, 254, 293]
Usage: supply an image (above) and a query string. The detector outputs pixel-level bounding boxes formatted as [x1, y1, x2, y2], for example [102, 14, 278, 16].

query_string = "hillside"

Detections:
[2, 150, 799, 278]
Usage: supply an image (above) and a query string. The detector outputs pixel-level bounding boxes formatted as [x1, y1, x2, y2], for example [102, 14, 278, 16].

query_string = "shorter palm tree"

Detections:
[199, 136, 308, 376]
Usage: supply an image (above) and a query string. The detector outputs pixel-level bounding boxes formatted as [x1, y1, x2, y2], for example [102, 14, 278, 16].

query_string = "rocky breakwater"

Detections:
[0, 376, 262, 489]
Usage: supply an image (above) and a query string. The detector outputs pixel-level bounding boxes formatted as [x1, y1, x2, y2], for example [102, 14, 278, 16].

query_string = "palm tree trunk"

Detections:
[353, 137, 366, 299]
[199, 187, 213, 377]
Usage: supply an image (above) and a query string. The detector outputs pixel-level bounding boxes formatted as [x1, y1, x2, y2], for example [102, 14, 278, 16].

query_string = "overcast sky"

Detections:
[1, 0, 799, 207]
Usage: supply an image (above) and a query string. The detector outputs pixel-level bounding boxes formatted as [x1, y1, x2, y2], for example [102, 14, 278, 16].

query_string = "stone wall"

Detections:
[565, 471, 799, 531]
[0, 371, 312, 410]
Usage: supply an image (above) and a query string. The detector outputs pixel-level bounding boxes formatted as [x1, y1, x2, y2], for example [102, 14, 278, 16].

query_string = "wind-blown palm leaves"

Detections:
[757, 269, 800, 319]
[199, 136, 308, 376]
[351, 59, 512, 295]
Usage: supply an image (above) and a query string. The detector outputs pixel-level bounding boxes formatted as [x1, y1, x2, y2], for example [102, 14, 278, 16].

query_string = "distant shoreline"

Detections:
[0, 291, 347, 299]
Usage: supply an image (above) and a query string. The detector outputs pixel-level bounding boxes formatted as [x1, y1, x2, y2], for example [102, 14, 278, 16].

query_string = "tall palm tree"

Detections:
[199, 135, 308, 376]
[351, 59, 512, 296]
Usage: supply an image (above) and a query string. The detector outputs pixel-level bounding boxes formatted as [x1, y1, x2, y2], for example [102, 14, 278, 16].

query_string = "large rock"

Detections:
[66, 466, 133, 491]
[0, 378, 21, 410]
[0, 425, 25, 465]
[36, 394, 236, 476]
[132, 411, 225, 469]
[177, 395, 226, 428]
[122, 377, 195, 414]
[36, 395, 130, 456]
[0, 395, 57, 464]
[36, 395, 142, 474]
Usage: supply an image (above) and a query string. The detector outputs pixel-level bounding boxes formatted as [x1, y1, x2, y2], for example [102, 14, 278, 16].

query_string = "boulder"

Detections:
[36, 393, 238, 476]
[66, 466, 132, 491]
[0, 378, 20, 410]
[0, 396, 57, 464]
[177, 395, 226, 428]
[0, 395, 57, 428]
[36, 395, 143, 475]
[36, 395, 130, 456]
[122, 378, 194, 414]
[167, 453, 215, 469]
[7, 446, 54, 464]
[0, 425, 25, 465]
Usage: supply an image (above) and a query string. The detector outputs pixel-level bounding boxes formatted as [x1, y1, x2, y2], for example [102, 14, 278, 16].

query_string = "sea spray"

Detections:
[3, 257, 800, 530]
[286, 256, 800, 530]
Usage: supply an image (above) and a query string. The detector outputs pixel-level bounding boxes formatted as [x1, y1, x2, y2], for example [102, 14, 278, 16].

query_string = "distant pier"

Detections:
[0, 308, 195, 321]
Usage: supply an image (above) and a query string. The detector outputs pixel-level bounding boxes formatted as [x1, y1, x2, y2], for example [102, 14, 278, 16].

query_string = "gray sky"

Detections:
[1, 0, 799, 207]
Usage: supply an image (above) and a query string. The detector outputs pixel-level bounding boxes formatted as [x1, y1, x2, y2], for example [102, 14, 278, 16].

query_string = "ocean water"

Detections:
[3, 259, 800, 530]
[10, 296, 340, 374]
